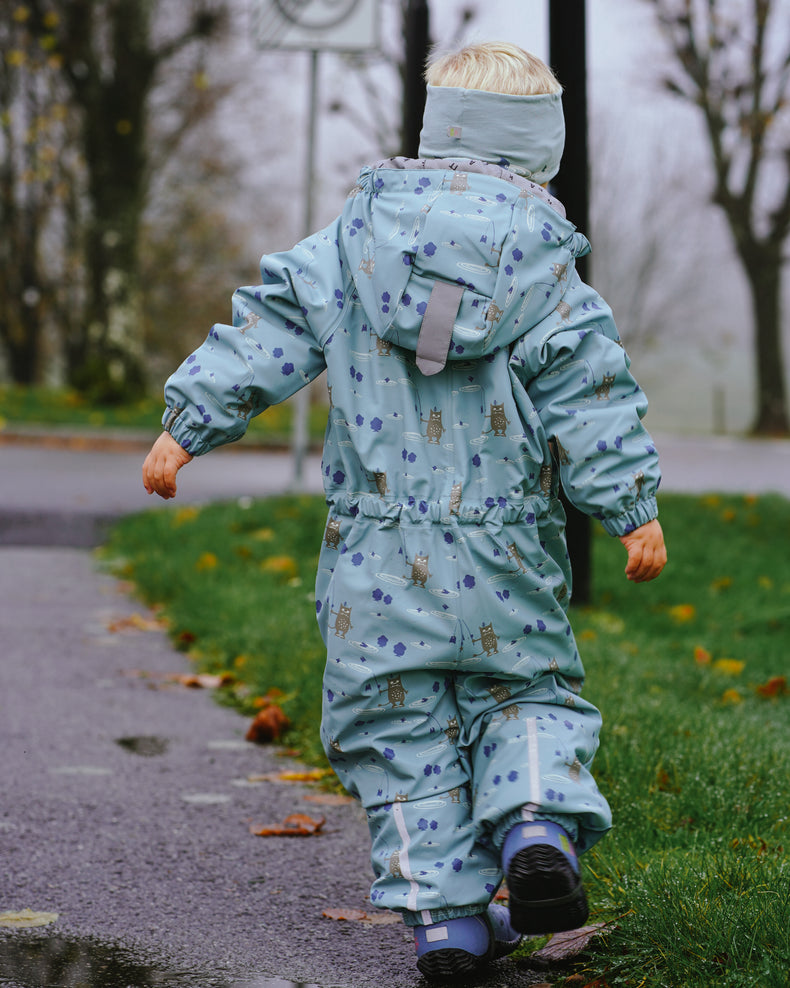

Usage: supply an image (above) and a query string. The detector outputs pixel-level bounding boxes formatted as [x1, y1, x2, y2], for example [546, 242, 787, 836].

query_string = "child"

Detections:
[143, 42, 667, 981]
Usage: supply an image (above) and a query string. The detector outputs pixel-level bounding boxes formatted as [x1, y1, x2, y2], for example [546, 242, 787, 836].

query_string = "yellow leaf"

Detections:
[713, 659, 745, 676]
[195, 551, 218, 571]
[0, 908, 58, 928]
[261, 555, 298, 580]
[107, 612, 168, 633]
[251, 527, 275, 541]
[669, 603, 696, 623]
[12, 6, 30, 23]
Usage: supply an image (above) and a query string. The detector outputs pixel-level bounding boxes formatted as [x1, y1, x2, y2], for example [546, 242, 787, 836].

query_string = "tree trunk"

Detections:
[741, 246, 790, 435]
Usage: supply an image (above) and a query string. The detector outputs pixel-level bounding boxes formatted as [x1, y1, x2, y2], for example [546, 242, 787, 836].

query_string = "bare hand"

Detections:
[142, 431, 193, 499]
[618, 519, 667, 583]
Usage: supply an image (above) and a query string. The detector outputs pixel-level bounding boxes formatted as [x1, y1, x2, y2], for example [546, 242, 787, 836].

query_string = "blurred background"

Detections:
[2, 0, 789, 438]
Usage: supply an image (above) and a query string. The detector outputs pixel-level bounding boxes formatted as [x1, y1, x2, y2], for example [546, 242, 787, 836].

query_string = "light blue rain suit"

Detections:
[162, 119, 661, 928]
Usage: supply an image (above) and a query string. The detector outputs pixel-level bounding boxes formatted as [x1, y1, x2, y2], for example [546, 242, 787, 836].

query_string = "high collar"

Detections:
[417, 85, 565, 185]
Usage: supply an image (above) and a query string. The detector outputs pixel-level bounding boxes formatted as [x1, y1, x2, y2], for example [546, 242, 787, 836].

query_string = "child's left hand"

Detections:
[618, 519, 667, 583]
[142, 431, 193, 499]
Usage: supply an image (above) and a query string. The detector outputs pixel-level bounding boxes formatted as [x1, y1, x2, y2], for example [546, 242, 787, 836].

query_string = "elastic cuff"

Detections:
[601, 496, 658, 537]
[401, 904, 486, 927]
[491, 809, 579, 852]
[162, 407, 183, 434]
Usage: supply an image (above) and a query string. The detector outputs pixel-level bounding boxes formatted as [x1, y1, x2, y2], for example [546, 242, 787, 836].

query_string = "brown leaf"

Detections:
[245, 705, 291, 743]
[176, 672, 234, 689]
[107, 613, 168, 633]
[250, 813, 326, 837]
[756, 675, 788, 698]
[530, 924, 608, 964]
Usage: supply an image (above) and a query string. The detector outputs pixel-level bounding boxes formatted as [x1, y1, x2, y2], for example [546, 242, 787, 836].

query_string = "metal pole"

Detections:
[549, 0, 593, 605]
[402, 0, 430, 156]
[292, 48, 319, 488]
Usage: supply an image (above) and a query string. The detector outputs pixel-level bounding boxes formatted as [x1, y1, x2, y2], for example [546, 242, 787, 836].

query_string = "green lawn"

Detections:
[101, 492, 790, 986]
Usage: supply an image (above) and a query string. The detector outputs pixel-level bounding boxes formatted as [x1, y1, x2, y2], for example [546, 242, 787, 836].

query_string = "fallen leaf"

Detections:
[247, 768, 329, 784]
[120, 669, 232, 690]
[195, 551, 219, 571]
[245, 705, 291, 743]
[260, 555, 298, 580]
[322, 907, 401, 925]
[176, 672, 233, 689]
[302, 792, 353, 806]
[693, 646, 712, 665]
[107, 613, 168, 633]
[668, 603, 696, 623]
[0, 908, 59, 928]
[252, 687, 287, 707]
[529, 923, 608, 964]
[756, 675, 788, 699]
[250, 813, 325, 837]
[173, 506, 200, 525]
[713, 658, 745, 676]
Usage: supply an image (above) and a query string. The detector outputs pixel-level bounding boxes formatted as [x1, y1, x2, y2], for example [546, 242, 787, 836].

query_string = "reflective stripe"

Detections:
[393, 800, 421, 911]
[520, 716, 541, 821]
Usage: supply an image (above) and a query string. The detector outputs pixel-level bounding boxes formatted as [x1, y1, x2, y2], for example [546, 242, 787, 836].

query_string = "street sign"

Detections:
[253, 0, 380, 51]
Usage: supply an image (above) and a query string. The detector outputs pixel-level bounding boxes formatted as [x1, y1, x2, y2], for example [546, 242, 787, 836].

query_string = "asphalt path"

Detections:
[1, 430, 788, 988]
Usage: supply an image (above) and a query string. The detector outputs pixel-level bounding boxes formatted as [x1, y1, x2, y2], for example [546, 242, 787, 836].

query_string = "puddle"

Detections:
[115, 735, 170, 757]
[0, 933, 331, 987]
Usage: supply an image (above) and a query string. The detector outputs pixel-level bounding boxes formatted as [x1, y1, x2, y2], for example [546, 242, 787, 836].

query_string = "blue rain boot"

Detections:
[502, 820, 588, 934]
[413, 904, 521, 980]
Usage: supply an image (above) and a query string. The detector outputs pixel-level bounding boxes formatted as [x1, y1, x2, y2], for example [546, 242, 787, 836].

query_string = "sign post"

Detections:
[253, 0, 380, 486]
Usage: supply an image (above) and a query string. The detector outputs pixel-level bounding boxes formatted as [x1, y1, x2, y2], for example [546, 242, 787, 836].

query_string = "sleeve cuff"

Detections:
[601, 496, 658, 537]
[161, 407, 209, 456]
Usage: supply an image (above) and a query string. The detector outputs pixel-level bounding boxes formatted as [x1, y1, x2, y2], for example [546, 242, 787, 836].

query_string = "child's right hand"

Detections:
[142, 431, 193, 499]
[617, 519, 667, 583]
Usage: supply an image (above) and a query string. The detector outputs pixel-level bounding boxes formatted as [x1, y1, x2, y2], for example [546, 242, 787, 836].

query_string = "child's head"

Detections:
[425, 42, 562, 98]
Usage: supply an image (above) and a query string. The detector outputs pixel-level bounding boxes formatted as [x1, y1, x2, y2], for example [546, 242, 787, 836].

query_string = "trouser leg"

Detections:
[458, 671, 612, 853]
[321, 658, 502, 923]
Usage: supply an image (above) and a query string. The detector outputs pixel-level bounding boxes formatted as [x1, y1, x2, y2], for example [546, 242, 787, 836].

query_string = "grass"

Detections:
[100, 492, 790, 987]
[0, 384, 328, 447]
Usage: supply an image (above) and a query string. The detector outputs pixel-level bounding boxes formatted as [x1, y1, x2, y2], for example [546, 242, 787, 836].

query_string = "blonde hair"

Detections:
[425, 41, 562, 97]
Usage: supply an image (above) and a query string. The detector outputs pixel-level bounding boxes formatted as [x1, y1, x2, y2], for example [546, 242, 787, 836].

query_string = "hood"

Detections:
[340, 157, 590, 375]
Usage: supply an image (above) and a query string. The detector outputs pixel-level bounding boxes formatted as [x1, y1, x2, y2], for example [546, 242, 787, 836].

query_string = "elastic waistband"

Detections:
[326, 491, 553, 526]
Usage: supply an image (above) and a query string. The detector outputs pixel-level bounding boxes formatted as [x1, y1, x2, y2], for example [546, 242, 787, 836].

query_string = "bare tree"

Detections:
[646, 0, 790, 434]
[0, 2, 78, 384]
[14, 0, 229, 402]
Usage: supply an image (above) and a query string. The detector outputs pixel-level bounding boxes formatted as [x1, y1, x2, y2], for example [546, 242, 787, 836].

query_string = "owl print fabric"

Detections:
[162, 156, 661, 924]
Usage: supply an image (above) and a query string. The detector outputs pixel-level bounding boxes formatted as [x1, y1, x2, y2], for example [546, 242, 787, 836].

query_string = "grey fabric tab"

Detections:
[416, 281, 465, 376]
